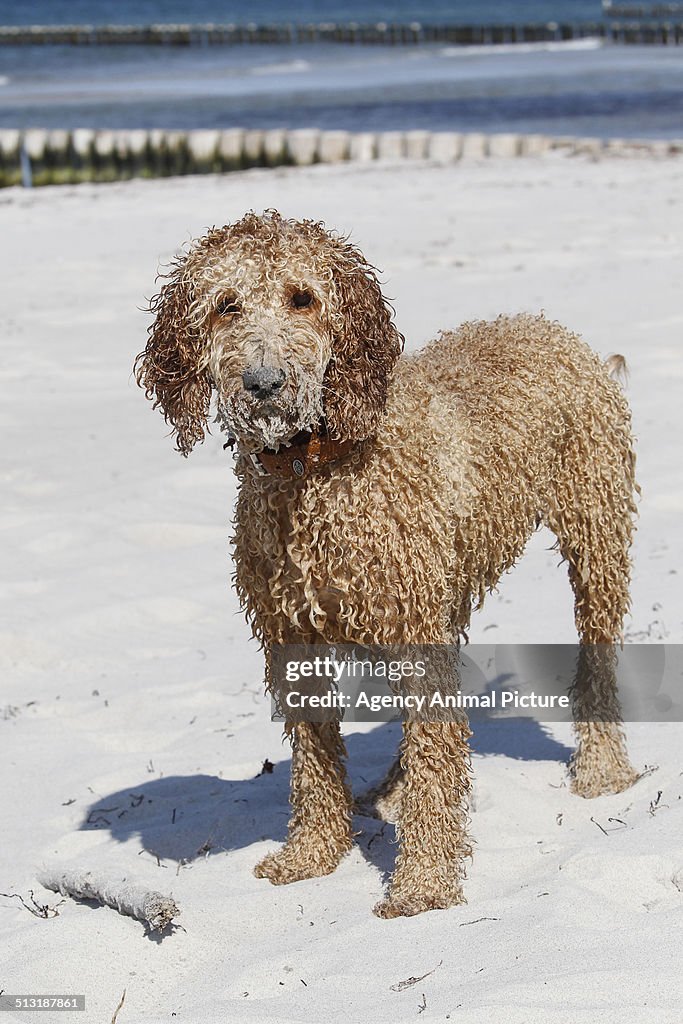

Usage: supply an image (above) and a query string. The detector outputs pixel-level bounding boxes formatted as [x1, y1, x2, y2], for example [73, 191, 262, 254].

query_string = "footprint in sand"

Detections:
[563, 851, 683, 913]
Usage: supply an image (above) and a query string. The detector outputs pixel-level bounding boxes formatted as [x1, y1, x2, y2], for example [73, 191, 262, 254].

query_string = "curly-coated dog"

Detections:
[135, 210, 639, 919]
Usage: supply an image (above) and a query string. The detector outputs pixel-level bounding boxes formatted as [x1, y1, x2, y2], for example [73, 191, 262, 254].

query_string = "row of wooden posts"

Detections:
[1, 21, 683, 46]
[1, 128, 680, 189]
[603, 3, 683, 15]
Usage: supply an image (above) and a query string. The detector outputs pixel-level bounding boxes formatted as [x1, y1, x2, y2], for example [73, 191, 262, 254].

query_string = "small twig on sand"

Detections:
[367, 824, 387, 850]
[38, 866, 180, 933]
[0, 890, 64, 919]
[111, 989, 126, 1024]
[590, 816, 609, 836]
[418, 993, 427, 1014]
[390, 960, 443, 992]
[459, 917, 500, 927]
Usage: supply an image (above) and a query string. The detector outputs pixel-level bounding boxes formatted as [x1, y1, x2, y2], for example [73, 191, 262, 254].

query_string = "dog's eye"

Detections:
[291, 290, 313, 310]
[216, 297, 241, 317]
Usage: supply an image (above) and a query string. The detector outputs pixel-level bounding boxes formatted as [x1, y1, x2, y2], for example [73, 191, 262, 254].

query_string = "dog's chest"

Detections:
[233, 455, 456, 643]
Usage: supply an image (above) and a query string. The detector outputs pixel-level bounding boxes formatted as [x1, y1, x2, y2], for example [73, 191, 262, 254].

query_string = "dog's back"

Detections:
[379, 313, 638, 632]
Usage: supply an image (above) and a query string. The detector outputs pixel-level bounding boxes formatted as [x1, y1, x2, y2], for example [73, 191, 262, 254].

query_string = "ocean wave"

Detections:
[440, 38, 604, 58]
[250, 59, 310, 76]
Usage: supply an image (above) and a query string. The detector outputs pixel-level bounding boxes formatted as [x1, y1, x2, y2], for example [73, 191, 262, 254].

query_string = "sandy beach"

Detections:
[1, 153, 682, 1023]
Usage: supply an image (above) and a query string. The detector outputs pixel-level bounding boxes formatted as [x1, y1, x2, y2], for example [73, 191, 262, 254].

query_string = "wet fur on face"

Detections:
[135, 211, 404, 454]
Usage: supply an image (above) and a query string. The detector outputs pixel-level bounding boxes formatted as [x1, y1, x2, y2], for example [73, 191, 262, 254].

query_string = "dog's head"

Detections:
[135, 211, 403, 455]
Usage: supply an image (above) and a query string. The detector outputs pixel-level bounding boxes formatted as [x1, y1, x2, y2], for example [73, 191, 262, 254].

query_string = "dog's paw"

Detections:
[353, 790, 402, 823]
[355, 779, 405, 823]
[254, 843, 347, 885]
[570, 762, 640, 799]
[373, 889, 465, 919]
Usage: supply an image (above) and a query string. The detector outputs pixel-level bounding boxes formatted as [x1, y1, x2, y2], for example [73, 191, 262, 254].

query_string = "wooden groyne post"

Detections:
[1, 128, 681, 189]
[0, 20, 681, 46]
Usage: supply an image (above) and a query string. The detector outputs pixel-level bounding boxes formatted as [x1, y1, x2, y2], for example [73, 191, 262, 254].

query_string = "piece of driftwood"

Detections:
[37, 866, 180, 932]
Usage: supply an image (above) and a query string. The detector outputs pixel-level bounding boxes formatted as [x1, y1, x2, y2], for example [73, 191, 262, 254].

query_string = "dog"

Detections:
[135, 210, 639, 918]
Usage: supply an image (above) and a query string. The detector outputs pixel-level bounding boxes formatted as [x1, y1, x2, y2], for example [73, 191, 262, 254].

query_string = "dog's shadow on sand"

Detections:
[82, 719, 573, 882]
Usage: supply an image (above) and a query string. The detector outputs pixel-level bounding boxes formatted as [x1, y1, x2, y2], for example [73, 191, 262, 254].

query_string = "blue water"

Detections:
[0, 1, 605, 27]
[1, 2, 682, 139]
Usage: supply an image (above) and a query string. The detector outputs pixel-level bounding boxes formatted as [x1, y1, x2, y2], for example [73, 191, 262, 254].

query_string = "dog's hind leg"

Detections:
[567, 645, 640, 797]
[355, 755, 405, 822]
[254, 721, 353, 884]
[546, 408, 640, 798]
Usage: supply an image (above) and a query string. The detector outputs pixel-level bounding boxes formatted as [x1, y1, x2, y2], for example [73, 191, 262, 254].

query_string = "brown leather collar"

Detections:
[243, 424, 359, 479]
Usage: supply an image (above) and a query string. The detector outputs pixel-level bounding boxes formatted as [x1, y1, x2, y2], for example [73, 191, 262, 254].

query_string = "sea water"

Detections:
[0, 1, 681, 138]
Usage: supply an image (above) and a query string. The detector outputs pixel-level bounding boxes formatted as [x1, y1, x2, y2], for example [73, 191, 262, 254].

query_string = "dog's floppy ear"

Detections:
[134, 259, 211, 457]
[323, 242, 404, 441]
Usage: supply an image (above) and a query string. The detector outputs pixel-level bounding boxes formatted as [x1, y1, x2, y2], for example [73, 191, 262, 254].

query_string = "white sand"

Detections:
[1, 155, 682, 1023]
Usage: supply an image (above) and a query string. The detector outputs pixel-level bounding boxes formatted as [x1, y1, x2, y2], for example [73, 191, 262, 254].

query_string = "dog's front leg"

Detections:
[254, 721, 353, 885]
[374, 720, 472, 918]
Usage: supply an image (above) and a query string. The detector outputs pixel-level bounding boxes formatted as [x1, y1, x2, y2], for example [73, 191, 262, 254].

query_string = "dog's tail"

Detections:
[604, 353, 629, 386]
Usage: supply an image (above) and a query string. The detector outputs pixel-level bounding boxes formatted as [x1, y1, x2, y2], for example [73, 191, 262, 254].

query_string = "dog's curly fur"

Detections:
[135, 210, 640, 919]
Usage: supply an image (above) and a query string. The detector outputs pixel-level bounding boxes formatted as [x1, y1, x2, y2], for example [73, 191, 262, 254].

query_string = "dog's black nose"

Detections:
[242, 366, 286, 401]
